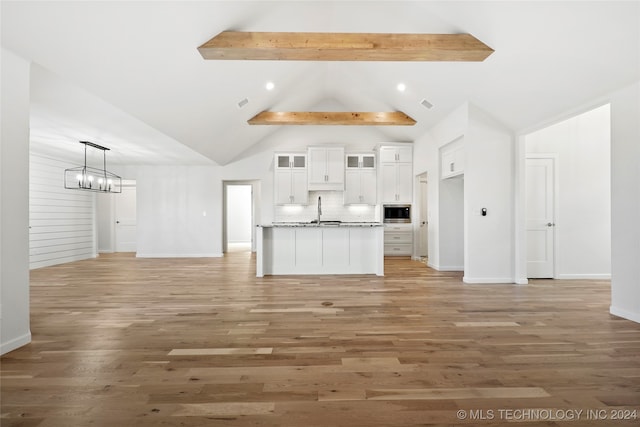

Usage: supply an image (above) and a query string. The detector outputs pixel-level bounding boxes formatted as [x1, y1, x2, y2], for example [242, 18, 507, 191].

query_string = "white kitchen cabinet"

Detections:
[379, 145, 413, 204]
[257, 225, 384, 276]
[274, 153, 308, 205]
[441, 146, 464, 179]
[381, 162, 412, 204]
[308, 146, 344, 190]
[344, 153, 377, 205]
[384, 223, 413, 256]
[379, 145, 412, 163]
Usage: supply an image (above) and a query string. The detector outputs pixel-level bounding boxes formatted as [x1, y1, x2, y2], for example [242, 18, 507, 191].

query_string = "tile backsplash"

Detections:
[274, 191, 379, 223]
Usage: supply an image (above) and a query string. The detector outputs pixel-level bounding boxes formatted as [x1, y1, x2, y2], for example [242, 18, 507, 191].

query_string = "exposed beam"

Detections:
[199, 31, 494, 61]
[247, 111, 416, 126]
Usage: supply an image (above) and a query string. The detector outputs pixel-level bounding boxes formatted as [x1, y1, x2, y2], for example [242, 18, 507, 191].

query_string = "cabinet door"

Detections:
[397, 162, 413, 203]
[276, 154, 292, 169]
[290, 169, 308, 204]
[396, 146, 413, 163]
[308, 147, 327, 184]
[381, 163, 398, 203]
[325, 147, 344, 185]
[454, 148, 465, 175]
[441, 150, 456, 178]
[361, 154, 376, 169]
[346, 154, 360, 169]
[379, 147, 397, 163]
[274, 170, 292, 205]
[344, 169, 361, 204]
[360, 169, 377, 205]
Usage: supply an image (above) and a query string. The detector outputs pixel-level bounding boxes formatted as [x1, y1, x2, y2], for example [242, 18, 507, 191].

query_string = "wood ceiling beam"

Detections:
[247, 111, 416, 126]
[199, 31, 494, 61]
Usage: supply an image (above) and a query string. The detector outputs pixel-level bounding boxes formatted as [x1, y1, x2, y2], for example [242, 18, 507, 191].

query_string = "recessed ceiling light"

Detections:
[266, 81, 275, 91]
[397, 83, 406, 92]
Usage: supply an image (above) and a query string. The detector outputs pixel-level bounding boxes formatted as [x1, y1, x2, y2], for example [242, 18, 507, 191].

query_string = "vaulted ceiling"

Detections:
[2, 1, 638, 166]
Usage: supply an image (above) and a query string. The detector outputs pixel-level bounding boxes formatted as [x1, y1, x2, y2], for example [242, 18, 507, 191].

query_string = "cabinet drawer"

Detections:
[384, 243, 413, 256]
[384, 224, 411, 232]
[384, 232, 412, 244]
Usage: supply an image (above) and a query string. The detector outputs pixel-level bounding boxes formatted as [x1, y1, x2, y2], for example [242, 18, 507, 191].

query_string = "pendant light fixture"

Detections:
[64, 141, 122, 193]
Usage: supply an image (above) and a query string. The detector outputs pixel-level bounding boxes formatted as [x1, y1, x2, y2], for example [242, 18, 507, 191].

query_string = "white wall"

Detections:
[463, 104, 515, 283]
[1, 48, 31, 355]
[413, 102, 515, 282]
[134, 165, 222, 257]
[525, 104, 611, 279]
[439, 176, 464, 270]
[413, 103, 468, 271]
[96, 192, 115, 252]
[29, 152, 97, 268]
[610, 81, 640, 323]
[226, 185, 252, 243]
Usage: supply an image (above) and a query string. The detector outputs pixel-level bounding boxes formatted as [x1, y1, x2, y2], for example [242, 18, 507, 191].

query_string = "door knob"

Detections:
[116, 221, 120, 224]
[546, 222, 555, 227]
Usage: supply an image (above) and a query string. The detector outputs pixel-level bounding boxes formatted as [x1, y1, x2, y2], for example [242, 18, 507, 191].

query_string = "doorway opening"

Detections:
[223, 180, 261, 254]
[416, 172, 429, 263]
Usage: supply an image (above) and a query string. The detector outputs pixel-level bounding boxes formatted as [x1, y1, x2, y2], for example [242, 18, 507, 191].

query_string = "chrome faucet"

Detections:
[317, 196, 322, 224]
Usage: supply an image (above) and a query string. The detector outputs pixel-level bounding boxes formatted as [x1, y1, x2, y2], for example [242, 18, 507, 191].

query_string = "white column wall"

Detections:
[610, 81, 640, 323]
[1, 48, 31, 354]
[463, 105, 515, 283]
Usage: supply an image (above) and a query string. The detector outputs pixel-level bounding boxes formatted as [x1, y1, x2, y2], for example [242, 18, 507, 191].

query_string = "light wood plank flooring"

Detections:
[2, 253, 639, 426]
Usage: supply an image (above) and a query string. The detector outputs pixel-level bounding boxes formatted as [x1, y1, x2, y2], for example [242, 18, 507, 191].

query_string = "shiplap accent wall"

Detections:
[29, 153, 96, 269]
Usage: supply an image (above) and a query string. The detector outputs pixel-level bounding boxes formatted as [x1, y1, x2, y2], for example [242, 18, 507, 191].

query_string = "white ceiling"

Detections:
[2, 1, 639, 166]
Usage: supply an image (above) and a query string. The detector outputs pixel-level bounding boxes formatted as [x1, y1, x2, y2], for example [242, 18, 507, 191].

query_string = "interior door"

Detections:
[418, 175, 428, 257]
[526, 158, 555, 278]
[115, 182, 137, 252]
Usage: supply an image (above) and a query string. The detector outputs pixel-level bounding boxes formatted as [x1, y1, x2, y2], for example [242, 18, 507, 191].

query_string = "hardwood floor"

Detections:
[2, 253, 639, 426]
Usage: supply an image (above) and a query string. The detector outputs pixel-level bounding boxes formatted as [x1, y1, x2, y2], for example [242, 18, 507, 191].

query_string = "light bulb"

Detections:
[397, 83, 406, 92]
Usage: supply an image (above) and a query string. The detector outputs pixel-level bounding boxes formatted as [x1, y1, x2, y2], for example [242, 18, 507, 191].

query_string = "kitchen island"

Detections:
[256, 222, 384, 277]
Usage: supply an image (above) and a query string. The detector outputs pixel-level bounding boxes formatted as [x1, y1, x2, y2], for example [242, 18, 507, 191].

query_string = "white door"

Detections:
[419, 175, 428, 257]
[115, 182, 137, 252]
[526, 158, 555, 278]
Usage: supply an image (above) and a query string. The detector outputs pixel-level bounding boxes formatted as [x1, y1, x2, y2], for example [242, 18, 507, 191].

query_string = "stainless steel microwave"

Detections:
[383, 205, 411, 223]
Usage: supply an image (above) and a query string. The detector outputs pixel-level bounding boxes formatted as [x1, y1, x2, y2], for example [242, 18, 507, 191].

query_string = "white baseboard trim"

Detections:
[557, 273, 611, 280]
[515, 278, 529, 285]
[1, 331, 32, 356]
[463, 276, 515, 284]
[610, 306, 640, 324]
[136, 253, 223, 258]
[98, 250, 115, 254]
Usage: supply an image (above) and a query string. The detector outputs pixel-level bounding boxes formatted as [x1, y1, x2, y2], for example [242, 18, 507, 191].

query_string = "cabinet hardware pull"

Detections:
[450, 162, 454, 172]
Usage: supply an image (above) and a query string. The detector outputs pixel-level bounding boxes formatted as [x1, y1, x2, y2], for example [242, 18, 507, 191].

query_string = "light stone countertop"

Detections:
[260, 221, 383, 228]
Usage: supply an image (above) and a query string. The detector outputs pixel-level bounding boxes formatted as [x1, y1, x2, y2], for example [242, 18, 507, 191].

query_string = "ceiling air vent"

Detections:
[237, 97, 249, 109]
[420, 98, 433, 109]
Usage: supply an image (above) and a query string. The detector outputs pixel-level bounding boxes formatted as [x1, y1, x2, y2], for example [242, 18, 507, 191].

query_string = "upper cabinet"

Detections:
[308, 146, 345, 191]
[379, 145, 413, 204]
[440, 139, 465, 179]
[379, 145, 413, 164]
[344, 153, 376, 205]
[274, 153, 308, 205]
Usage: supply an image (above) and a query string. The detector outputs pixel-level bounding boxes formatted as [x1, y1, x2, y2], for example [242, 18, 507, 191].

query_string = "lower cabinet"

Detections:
[384, 224, 413, 256]
[258, 226, 384, 276]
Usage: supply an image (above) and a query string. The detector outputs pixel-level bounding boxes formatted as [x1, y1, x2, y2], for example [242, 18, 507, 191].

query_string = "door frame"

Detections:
[222, 180, 261, 253]
[525, 153, 559, 280]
